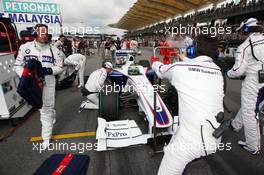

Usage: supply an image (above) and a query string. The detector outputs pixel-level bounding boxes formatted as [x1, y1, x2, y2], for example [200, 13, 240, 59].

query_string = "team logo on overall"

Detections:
[25, 49, 31, 54]
[24, 55, 38, 61]
[42, 56, 54, 63]
[156, 106, 162, 112]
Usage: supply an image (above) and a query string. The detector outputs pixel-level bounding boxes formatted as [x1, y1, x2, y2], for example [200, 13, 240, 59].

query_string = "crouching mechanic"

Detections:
[14, 24, 63, 149]
[79, 62, 113, 110]
[152, 35, 224, 175]
[227, 18, 264, 155]
[64, 53, 87, 88]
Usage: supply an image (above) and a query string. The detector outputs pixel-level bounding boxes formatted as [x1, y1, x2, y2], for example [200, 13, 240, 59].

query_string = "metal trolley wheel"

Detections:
[99, 90, 120, 121]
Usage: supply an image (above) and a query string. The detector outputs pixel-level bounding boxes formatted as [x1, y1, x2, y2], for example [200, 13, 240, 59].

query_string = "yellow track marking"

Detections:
[30, 131, 96, 142]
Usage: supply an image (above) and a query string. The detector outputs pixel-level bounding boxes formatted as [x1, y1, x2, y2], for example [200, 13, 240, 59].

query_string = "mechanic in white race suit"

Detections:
[81, 62, 113, 109]
[64, 53, 87, 88]
[227, 18, 264, 155]
[152, 35, 224, 175]
[14, 24, 63, 149]
[54, 34, 66, 51]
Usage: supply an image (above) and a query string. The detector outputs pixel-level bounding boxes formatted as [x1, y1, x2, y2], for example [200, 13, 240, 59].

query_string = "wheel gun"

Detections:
[213, 112, 236, 138]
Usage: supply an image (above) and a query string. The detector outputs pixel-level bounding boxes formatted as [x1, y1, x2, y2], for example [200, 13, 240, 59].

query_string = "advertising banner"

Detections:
[1, 0, 61, 24]
[2, 0, 60, 14]
[7, 13, 61, 24]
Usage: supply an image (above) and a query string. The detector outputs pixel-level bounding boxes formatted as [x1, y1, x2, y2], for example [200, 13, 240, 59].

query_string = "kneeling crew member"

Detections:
[84, 62, 113, 109]
[64, 53, 87, 88]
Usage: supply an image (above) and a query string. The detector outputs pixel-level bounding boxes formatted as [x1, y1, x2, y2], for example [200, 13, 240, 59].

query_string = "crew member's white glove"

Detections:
[75, 64, 80, 71]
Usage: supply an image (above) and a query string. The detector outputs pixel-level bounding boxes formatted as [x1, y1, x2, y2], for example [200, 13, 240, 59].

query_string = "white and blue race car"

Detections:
[100, 49, 174, 134]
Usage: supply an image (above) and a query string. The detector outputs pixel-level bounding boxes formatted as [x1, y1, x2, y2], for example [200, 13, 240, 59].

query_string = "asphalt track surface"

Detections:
[0, 47, 264, 175]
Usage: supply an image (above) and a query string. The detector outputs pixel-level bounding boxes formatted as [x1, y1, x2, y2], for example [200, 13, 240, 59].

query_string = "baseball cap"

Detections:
[236, 18, 259, 31]
[104, 62, 113, 69]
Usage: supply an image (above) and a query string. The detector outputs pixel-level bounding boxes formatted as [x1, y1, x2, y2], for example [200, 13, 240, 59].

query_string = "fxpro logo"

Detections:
[107, 131, 128, 138]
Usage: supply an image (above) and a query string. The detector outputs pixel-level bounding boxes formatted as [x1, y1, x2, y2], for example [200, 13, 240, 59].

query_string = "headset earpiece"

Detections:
[243, 26, 252, 33]
[186, 41, 197, 59]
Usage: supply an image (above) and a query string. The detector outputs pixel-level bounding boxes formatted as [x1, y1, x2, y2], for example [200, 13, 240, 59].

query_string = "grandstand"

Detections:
[110, 0, 264, 47]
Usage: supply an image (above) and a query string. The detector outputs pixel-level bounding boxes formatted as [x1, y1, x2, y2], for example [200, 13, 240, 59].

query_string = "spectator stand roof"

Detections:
[109, 0, 220, 31]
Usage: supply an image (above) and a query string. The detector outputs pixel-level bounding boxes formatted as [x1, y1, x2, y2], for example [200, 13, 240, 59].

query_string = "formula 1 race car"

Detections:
[99, 49, 174, 134]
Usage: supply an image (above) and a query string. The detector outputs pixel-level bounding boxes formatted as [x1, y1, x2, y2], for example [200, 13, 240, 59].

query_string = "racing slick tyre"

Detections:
[99, 90, 120, 121]
[165, 84, 179, 116]
[55, 72, 77, 90]
[138, 60, 150, 69]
